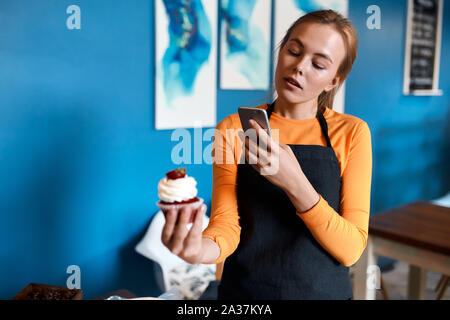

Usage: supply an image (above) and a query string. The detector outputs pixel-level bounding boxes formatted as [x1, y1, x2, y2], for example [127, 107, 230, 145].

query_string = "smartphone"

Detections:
[238, 107, 272, 138]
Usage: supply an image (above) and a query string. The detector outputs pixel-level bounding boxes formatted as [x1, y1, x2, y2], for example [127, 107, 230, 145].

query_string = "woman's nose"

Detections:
[293, 55, 309, 74]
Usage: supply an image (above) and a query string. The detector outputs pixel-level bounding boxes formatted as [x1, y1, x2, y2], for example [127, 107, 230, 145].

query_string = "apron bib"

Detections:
[218, 103, 353, 300]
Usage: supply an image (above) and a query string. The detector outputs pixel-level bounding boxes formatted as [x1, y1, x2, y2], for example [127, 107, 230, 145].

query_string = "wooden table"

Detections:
[352, 201, 450, 300]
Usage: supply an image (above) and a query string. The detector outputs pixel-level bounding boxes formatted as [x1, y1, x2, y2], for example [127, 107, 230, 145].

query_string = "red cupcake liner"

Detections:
[156, 197, 204, 221]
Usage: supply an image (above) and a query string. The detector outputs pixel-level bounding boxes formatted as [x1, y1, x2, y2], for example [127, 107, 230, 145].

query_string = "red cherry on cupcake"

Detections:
[166, 168, 186, 180]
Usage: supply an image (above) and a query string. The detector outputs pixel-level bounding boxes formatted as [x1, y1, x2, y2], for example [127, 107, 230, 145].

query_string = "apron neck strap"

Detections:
[267, 102, 332, 148]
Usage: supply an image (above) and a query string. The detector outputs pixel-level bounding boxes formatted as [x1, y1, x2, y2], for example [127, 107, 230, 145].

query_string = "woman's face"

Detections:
[274, 22, 346, 106]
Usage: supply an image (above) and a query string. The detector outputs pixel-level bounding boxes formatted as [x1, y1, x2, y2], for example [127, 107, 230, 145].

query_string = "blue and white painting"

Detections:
[220, 0, 271, 90]
[274, 0, 348, 113]
[156, 0, 217, 130]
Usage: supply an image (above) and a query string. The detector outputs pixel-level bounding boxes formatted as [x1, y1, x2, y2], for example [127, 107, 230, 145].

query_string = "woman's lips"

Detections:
[284, 77, 302, 90]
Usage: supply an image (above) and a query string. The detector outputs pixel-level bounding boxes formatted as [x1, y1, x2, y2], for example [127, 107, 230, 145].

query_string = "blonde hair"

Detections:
[276, 9, 358, 113]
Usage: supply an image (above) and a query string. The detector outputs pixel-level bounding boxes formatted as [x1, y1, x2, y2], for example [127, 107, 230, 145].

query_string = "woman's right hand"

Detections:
[161, 204, 207, 264]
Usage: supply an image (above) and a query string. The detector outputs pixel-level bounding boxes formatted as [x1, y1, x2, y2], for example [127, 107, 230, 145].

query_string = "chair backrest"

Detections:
[135, 210, 212, 291]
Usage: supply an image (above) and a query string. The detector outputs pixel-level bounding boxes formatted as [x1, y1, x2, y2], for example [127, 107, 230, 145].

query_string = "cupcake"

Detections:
[156, 168, 204, 222]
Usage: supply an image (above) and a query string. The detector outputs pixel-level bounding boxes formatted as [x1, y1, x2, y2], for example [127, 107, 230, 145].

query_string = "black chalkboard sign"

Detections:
[403, 0, 443, 95]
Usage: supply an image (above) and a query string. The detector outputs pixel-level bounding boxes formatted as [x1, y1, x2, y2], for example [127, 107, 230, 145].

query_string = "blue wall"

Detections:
[0, 0, 448, 299]
[349, 0, 450, 212]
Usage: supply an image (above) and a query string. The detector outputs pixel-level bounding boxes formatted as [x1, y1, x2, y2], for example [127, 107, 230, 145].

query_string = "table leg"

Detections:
[407, 265, 427, 300]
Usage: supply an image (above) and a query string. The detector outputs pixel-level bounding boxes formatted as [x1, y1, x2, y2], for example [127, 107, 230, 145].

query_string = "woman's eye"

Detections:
[288, 49, 325, 70]
[313, 63, 324, 70]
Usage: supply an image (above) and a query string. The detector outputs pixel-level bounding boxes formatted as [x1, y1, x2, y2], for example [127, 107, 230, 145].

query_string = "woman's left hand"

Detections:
[240, 119, 303, 192]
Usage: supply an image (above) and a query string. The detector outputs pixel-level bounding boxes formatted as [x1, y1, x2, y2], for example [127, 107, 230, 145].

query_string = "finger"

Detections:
[250, 163, 261, 175]
[161, 209, 177, 246]
[169, 206, 191, 254]
[244, 140, 267, 175]
[247, 144, 261, 167]
[244, 137, 257, 165]
[187, 204, 206, 237]
[184, 205, 206, 249]
[245, 128, 269, 158]
[246, 136, 270, 167]
[182, 205, 206, 259]
[249, 119, 272, 153]
[249, 125, 279, 168]
[177, 206, 192, 226]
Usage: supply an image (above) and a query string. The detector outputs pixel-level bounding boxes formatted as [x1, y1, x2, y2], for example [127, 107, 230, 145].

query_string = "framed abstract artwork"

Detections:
[155, 0, 218, 130]
[273, 0, 349, 114]
[220, 0, 272, 90]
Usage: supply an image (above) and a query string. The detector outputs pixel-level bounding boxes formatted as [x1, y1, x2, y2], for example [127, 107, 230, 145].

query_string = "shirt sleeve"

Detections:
[297, 121, 373, 267]
[202, 116, 242, 264]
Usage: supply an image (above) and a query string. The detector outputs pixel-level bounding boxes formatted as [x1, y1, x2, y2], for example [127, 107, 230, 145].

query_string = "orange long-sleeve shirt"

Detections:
[202, 103, 372, 267]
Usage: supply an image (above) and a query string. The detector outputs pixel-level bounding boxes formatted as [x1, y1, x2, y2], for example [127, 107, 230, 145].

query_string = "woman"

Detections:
[161, 10, 372, 300]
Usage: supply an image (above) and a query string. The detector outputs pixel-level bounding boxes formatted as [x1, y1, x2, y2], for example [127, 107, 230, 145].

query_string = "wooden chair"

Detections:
[435, 275, 449, 300]
[431, 193, 450, 300]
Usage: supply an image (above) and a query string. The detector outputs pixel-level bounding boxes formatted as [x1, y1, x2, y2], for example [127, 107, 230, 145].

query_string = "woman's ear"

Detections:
[324, 76, 340, 93]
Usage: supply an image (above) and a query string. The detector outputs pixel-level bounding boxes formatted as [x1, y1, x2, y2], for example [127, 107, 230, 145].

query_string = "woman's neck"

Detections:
[273, 98, 318, 120]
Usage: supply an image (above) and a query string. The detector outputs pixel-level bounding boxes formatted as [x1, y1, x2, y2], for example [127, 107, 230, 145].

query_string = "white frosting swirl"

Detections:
[158, 175, 198, 202]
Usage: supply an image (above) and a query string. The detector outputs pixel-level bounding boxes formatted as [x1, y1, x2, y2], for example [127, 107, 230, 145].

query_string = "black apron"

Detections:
[218, 103, 353, 300]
